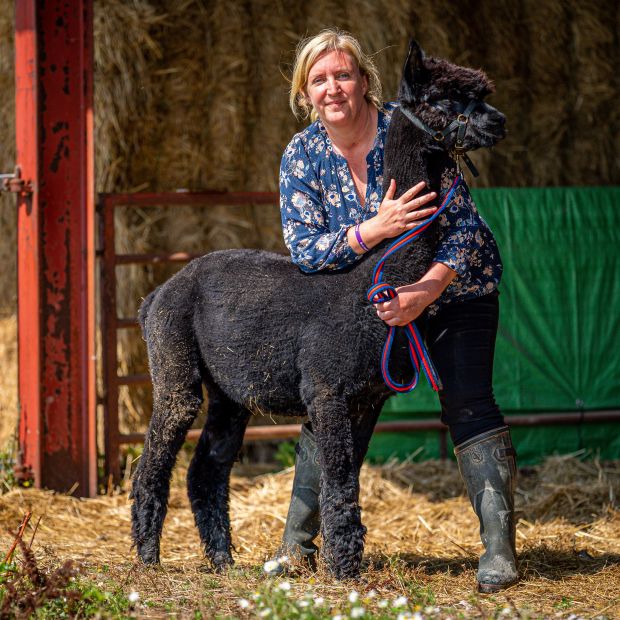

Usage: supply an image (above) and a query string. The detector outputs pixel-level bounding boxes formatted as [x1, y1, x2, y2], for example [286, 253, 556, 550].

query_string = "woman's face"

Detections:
[305, 50, 368, 128]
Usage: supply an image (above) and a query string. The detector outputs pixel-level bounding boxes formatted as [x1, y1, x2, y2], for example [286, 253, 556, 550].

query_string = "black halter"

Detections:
[400, 99, 480, 177]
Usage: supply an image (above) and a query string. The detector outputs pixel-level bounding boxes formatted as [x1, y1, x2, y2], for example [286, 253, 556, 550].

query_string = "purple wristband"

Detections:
[355, 223, 370, 252]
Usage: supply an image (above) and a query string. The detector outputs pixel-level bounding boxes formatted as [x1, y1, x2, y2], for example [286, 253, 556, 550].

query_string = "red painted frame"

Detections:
[15, 0, 97, 496]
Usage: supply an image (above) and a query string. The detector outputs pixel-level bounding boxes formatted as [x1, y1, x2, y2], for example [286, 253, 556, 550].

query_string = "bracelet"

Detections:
[355, 223, 370, 252]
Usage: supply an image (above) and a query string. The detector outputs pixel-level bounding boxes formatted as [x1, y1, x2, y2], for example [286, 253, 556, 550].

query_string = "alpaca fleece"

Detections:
[131, 39, 506, 579]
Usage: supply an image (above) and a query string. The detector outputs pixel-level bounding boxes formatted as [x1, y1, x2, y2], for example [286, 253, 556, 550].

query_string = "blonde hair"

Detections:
[289, 29, 382, 121]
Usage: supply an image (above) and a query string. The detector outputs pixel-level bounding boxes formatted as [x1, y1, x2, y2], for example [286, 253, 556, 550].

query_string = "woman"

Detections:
[275, 29, 517, 592]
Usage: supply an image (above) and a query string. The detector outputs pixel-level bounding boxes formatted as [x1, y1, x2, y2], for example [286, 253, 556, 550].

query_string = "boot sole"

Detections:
[478, 579, 517, 594]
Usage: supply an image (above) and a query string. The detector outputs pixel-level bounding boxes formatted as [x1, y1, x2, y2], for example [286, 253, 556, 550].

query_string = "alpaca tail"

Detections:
[138, 287, 160, 340]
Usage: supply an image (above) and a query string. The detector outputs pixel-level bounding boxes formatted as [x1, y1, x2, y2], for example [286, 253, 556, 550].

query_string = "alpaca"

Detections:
[130, 39, 506, 579]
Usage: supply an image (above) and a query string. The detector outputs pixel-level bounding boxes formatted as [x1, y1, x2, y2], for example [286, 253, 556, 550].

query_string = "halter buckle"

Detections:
[457, 113, 469, 124]
[433, 131, 445, 142]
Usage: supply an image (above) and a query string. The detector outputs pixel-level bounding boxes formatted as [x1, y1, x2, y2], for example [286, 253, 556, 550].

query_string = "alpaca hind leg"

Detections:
[131, 367, 203, 564]
[311, 398, 366, 579]
[187, 389, 250, 571]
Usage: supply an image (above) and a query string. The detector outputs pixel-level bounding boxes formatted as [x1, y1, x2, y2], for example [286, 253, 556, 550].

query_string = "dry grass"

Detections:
[0, 0, 619, 429]
[0, 455, 618, 618]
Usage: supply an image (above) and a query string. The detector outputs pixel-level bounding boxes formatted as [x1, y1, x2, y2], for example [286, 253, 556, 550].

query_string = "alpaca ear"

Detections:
[398, 39, 426, 103]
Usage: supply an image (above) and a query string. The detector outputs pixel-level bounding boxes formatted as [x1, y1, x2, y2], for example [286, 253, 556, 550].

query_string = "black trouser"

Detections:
[420, 290, 505, 446]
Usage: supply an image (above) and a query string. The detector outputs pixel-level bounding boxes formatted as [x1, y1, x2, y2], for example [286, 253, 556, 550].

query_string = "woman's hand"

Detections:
[375, 262, 458, 326]
[375, 180, 437, 239]
[348, 180, 437, 254]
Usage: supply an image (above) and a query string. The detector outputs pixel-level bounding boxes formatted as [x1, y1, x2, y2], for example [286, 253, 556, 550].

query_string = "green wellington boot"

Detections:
[454, 426, 518, 593]
[267, 423, 321, 574]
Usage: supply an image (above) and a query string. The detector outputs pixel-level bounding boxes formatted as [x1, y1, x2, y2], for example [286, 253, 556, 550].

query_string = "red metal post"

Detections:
[15, 0, 97, 496]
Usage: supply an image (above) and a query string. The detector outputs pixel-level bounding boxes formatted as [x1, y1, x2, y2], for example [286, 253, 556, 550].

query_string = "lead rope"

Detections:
[366, 174, 462, 393]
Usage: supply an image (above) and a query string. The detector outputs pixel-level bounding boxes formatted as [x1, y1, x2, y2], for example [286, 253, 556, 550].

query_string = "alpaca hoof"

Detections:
[211, 551, 234, 573]
[137, 541, 160, 565]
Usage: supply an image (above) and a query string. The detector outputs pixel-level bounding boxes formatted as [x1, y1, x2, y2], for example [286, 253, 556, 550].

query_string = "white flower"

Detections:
[259, 609, 272, 617]
[238, 598, 251, 609]
[299, 600, 310, 608]
[276, 580, 291, 592]
[413, 613, 424, 620]
[378, 599, 389, 608]
[397, 613, 413, 620]
[127, 591, 140, 604]
[500, 608, 512, 616]
[424, 607, 440, 615]
[263, 559, 280, 574]
[367, 589, 378, 599]
[332, 615, 346, 620]
[251, 592, 262, 601]
[314, 596, 325, 606]
[393, 596, 408, 608]
[351, 607, 365, 618]
[349, 591, 359, 603]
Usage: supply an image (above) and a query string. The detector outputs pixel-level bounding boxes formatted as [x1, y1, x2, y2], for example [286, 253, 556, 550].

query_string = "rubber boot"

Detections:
[268, 423, 321, 574]
[454, 426, 518, 593]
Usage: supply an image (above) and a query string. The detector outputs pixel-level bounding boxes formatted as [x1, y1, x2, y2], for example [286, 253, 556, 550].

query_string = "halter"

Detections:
[400, 100, 480, 177]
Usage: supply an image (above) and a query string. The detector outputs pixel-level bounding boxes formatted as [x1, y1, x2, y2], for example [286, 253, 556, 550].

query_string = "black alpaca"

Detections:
[131, 40, 506, 579]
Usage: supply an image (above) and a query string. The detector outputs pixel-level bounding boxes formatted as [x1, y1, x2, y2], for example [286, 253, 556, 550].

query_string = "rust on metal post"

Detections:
[15, 1, 97, 496]
[15, 0, 42, 490]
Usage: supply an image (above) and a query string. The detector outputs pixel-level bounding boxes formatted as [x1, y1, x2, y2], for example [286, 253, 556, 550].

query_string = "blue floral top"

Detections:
[279, 102, 502, 313]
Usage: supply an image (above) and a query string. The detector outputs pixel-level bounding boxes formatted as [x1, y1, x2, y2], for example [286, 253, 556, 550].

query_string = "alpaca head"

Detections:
[397, 40, 506, 152]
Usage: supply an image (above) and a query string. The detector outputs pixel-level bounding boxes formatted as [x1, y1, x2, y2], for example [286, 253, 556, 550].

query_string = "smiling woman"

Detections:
[274, 29, 516, 593]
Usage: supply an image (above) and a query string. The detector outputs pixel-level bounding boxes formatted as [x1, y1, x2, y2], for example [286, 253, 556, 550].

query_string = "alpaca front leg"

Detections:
[311, 401, 366, 579]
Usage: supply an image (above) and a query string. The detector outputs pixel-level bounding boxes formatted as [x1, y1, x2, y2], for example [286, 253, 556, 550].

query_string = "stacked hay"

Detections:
[0, 1, 15, 316]
[0, 0, 618, 438]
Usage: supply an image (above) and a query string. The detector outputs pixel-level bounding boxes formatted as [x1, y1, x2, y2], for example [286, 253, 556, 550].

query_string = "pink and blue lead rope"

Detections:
[366, 175, 463, 393]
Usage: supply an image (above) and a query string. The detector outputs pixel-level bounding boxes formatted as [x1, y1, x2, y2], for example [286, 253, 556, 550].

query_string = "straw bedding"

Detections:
[0, 455, 618, 617]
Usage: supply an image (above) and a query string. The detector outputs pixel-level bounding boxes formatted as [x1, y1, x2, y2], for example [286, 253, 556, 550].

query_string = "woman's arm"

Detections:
[374, 262, 457, 326]
[280, 138, 359, 272]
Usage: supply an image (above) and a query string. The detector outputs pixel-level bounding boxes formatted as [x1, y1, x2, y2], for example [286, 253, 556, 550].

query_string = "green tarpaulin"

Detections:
[367, 186, 620, 464]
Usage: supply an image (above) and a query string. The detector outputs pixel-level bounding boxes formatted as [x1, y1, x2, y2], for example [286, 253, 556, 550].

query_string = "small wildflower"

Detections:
[238, 598, 251, 609]
[500, 608, 512, 616]
[251, 592, 262, 601]
[378, 599, 389, 608]
[259, 608, 272, 618]
[367, 589, 378, 599]
[351, 607, 365, 618]
[349, 590, 359, 603]
[263, 559, 280, 574]
[397, 613, 413, 620]
[314, 596, 325, 606]
[332, 615, 346, 620]
[424, 607, 440, 615]
[276, 580, 291, 592]
[393, 596, 408, 608]
[128, 591, 140, 604]
[299, 600, 311, 608]
[413, 613, 424, 620]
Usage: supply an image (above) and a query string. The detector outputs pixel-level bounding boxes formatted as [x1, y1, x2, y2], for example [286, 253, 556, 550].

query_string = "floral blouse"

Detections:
[279, 102, 502, 314]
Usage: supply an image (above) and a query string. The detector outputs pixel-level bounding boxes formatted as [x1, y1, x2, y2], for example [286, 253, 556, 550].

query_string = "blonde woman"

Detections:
[275, 29, 515, 592]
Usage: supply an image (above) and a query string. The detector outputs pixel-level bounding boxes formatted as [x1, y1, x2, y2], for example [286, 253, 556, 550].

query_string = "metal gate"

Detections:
[97, 190, 619, 482]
